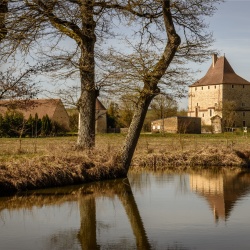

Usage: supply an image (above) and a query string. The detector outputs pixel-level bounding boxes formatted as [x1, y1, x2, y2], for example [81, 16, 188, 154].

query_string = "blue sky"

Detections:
[180, 0, 250, 109]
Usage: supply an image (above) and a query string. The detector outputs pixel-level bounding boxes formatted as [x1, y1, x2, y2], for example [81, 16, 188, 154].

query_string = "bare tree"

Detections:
[2, 1, 222, 173]
[0, 67, 39, 101]
[108, 0, 222, 172]
[150, 94, 178, 120]
[221, 100, 238, 130]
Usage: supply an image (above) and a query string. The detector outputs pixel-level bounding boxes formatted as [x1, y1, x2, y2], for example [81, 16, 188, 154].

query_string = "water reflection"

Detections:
[190, 170, 250, 222]
[0, 179, 151, 250]
[78, 178, 151, 249]
[1, 169, 250, 249]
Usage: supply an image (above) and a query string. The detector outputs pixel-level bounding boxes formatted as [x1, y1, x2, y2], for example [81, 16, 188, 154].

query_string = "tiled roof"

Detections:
[190, 56, 250, 86]
[96, 98, 106, 110]
[0, 99, 62, 119]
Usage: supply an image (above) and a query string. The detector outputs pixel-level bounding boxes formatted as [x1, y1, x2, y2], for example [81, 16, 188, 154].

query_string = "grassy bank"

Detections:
[1, 132, 250, 195]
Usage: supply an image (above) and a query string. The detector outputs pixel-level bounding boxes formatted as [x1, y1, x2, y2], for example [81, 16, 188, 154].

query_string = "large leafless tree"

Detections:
[1, 0, 222, 172]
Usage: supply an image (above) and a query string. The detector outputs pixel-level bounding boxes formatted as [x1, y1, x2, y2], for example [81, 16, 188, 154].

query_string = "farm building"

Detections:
[0, 98, 108, 133]
[0, 99, 70, 130]
[151, 116, 201, 134]
[67, 98, 107, 133]
[188, 54, 250, 132]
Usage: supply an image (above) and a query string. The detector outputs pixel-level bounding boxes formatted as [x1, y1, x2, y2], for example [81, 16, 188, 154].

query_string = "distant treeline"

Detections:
[0, 110, 67, 137]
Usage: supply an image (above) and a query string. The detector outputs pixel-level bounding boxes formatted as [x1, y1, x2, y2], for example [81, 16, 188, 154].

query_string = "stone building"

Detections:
[151, 116, 201, 134]
[95, 98, 107, 133]
[0, 99, 70, 130]
[188, 54, 250, 132]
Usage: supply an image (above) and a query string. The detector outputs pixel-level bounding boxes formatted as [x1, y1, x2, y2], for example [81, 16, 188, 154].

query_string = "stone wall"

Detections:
[188, 84, 222, 126]
[151, 117, 201, 134]
[188, 83, 250, 129]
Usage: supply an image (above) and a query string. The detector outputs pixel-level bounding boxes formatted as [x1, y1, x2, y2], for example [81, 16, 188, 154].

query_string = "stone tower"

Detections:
[188, 55, 250, 132]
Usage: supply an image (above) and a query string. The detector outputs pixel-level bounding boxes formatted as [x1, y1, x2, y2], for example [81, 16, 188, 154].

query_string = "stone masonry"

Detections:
[188, 54, 250, 132]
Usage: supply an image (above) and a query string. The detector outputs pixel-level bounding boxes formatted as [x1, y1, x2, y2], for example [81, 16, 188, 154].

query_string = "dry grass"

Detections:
[1, 133, 250, 195]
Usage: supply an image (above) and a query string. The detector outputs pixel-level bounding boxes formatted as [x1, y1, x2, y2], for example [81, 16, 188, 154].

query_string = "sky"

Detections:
[179, 0, 250, 109]
[2, 1, 250, 110]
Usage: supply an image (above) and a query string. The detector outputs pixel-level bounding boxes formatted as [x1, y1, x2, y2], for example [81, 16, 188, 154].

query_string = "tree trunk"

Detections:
[121, 93, 154, 173]
[77, 86, 97, 149]
[77, 1, 97, 149]
[120, 0, 181, 173]
[0, 0, 8, 42]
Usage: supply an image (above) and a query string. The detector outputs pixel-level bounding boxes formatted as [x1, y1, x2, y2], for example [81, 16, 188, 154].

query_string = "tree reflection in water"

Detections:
[1, 169, 250, 249]
[78, 178, 151, 250]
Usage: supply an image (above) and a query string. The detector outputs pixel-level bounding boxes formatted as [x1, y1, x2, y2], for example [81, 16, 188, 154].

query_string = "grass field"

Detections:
[1, 132, 250, 195]
[1, 132, 250, 167]
[1, 132, 250, 160]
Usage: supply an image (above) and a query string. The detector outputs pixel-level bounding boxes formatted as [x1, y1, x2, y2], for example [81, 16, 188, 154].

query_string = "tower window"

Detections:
[214, 85, 217, 89]
[201, 86, 203, 90]
[243, 112, 245, 117]
[243, 85, 245, 88]
[208, 86, 210, 89]
[210, 109, 212, 117]
[231, 85, 234, 88]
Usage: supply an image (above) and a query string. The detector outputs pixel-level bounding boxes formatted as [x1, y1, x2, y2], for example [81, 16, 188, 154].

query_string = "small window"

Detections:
[197, 103, 198, 106]
[243, 112, 245, 117]
[232, 85, 234, 88]
[208, 86, 210, 89]
[202, 113, 204, 117]
[195, 87, 197, 91]
[243, 121, 246, 127]
[243, 85, 245, 88]
[242, 103, 245, 107]
[201, 86, 203, 90]
[214, 85, 217, 89]
[210, 109, 212, 117]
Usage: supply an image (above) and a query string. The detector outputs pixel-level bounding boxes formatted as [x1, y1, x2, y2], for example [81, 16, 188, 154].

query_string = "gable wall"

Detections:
[52, 102, 70, 130]
[95, 110, 107, 133]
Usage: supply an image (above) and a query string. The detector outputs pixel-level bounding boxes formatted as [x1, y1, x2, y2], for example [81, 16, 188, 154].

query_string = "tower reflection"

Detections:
[190, 170, 250, 222]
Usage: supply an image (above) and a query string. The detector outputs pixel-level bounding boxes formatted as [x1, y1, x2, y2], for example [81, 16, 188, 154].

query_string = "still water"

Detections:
[1, 169, 250, 250]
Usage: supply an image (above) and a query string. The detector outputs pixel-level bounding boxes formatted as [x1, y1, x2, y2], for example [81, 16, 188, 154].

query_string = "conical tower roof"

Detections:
[190, 55, 250, 86]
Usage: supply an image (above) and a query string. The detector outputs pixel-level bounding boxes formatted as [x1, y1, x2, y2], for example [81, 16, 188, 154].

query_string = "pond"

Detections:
[1, 169, 250, 250]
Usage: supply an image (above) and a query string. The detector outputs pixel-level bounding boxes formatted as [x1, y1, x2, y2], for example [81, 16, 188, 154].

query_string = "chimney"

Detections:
[212, 54, 217, 68]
